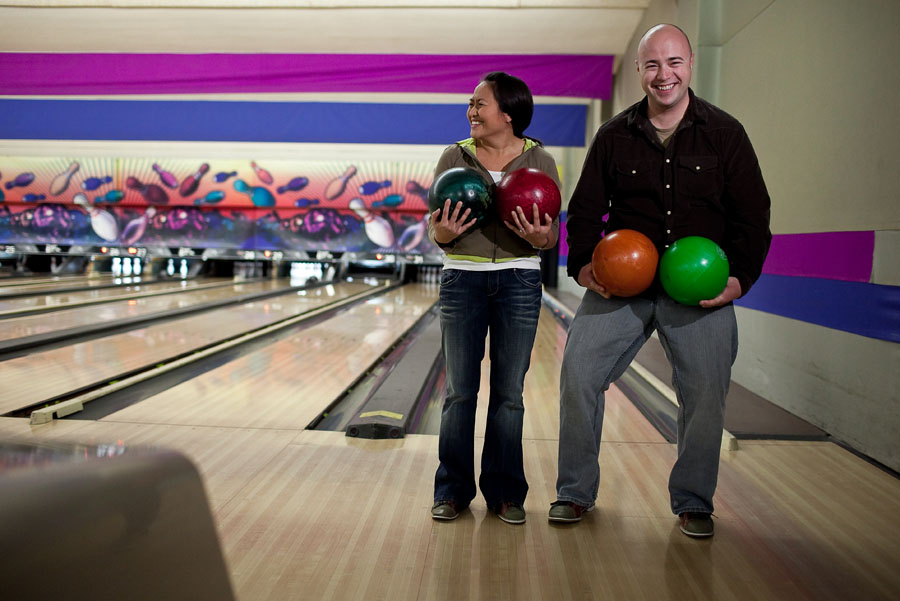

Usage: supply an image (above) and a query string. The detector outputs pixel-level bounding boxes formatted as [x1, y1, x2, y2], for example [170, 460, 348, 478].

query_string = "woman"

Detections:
[429, 71, 561, 524]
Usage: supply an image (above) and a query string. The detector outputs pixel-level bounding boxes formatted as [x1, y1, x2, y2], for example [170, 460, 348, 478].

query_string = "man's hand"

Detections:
[577, 263, 611, 299]
[699, 276, 742, 308]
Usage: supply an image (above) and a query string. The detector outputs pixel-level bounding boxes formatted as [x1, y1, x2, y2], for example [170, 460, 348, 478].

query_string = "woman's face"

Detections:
[467, 81, 511, 141]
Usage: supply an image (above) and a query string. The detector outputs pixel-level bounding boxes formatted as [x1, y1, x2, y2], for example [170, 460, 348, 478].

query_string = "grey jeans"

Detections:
[556, 290, 738, 515]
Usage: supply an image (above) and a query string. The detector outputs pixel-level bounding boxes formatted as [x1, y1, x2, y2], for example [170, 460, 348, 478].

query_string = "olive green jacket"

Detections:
[427, 138, 561, 263]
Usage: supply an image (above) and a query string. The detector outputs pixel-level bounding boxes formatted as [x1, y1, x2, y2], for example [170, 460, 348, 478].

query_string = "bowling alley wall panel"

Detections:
[0, 156, 436, 254]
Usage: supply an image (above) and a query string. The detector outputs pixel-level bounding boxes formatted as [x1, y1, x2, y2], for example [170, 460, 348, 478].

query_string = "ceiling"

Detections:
[0, 1, 649, 73]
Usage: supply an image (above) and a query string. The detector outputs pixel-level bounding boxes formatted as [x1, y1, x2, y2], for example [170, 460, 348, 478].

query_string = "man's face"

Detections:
[636, 27, 694, 115]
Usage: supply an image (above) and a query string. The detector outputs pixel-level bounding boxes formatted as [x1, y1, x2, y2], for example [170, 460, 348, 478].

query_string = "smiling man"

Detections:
[550, 24, 772, 537]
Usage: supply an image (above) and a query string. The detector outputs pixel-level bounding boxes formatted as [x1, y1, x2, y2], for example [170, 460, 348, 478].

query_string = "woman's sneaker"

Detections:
[497, 502, 526, 525]
[431, 501, 459, 521]
[679, 512, 714, 537]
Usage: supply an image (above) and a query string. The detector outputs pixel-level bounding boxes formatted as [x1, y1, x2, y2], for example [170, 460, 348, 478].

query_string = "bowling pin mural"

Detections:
[324, 165, 357, 200]
[251, 161, 274, 185]
[152, 163, 179, 188]
[358, 180, 391, 195]
[193, 190, 225, 205]
[398, 215, 428, 251]
[277, 176, 309, 194]
[94, 190, 125, 204]
[126, 176, 169, 205]
[50, 161, 80, 196]
[81, 175, 113, 191]
[179, 163, 209, 197]
[5, 172, 35, 190]
[234, 179, 275, 207]
[371, 194, 404, 208]
[73, 192, 119, 242]
[214, 171, 237, 183]
[120, 207, 156, 245]
[349, 197, 394, 249]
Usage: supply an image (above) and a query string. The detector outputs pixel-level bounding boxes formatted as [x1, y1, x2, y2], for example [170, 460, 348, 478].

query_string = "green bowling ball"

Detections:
[659, 236, 730, 305]
[427, 167, 492, 228]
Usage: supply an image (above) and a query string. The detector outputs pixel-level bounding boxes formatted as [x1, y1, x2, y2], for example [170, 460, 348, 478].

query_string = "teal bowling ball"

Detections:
[659, 236, 730, 305]
[427, 167, 492, 228]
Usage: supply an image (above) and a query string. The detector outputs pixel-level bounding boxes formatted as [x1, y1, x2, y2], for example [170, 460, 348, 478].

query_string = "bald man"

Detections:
[549, 24, 771, 537]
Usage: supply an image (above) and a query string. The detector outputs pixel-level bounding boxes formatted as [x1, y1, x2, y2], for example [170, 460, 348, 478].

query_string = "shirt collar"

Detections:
[628, 88, 707, 132]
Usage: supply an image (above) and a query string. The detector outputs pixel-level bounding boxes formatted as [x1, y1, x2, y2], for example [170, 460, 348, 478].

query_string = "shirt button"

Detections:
[665, 184, 670, 189]
[696, 165, 701, 170]
[666, 229, 671, 234]
[667, 210, 671, 215]
[631, 170, 637, 174]
[666, 159, 670, 163]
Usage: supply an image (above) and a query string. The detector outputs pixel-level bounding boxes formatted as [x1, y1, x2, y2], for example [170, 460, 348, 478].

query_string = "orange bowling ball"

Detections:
[591, 229, 659, 297]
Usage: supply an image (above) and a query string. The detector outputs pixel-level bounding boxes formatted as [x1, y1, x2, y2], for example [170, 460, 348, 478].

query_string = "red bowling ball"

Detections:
[495, 168, 561, 222]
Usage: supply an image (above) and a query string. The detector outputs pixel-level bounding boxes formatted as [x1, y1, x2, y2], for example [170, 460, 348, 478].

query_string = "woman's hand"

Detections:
[504, 203, 555, 249]
[431, 199, 477, 244]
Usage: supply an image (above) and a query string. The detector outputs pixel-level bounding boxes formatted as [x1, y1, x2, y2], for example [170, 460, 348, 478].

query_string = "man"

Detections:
[549, 24, 771, 537]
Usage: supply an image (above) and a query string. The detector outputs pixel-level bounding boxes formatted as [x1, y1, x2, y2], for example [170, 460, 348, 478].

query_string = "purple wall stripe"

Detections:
[761, 231, 874, 282]
[0, 53, 614, 99]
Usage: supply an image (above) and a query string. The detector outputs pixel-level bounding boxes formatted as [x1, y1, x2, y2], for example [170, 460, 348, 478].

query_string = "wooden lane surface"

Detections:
[0, 276, 232, 313]
[0, 273, 117, 290]
[2, 419, 897, 600]
[0, 278, 301, 343]
[97, 284, 440, 430]
[0, 281, 378, 414]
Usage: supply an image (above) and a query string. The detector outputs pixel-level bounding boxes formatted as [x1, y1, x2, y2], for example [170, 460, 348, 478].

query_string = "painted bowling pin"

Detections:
[153, 163, 179, 188]
[120, 207, 157, 245]
[398, 215, 428, 251]
[277, 176, 309, 194]
[73, 192, 119, 241]
[126, 176, 169, 205]
[234, 179, 275, 207]
[251, 161, 274, 185]
[180, 163, 209, 197]
[50, 161, 80, 196]
[349, 197, 394, 249]
[324, 165, 357, 200]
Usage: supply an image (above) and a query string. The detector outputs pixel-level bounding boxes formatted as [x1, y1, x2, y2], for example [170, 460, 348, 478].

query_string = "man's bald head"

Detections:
[638, 24, 693, 57]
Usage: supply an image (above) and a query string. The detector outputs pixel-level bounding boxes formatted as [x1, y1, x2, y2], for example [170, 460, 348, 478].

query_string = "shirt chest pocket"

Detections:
[613, 160, 657, 199]
[677, 155, 721, 204]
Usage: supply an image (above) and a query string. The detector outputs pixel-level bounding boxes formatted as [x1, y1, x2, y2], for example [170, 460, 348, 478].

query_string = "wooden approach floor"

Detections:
[1, 285, 899, 600]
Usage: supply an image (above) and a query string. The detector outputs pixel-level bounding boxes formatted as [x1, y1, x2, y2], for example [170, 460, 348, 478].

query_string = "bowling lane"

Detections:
[0, 277, 235, 316]
[0, 273, 108, 289]
[95, 284, 439, 430]
[0, 273, 153, 296]
[0, 277, 306, 343]
[0, 280, 384, 415]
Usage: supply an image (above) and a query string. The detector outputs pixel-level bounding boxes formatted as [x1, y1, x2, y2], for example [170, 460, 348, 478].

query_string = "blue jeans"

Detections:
[433, 268, 543, 511]
[556, 290, 738, 515]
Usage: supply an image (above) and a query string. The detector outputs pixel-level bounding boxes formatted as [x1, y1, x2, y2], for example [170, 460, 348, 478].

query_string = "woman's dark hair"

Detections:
[481, 71, 534, 139]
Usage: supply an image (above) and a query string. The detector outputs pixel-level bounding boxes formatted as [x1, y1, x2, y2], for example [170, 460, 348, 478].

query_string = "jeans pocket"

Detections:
[513, 268, 543, 289]
[441, 268, 462, 287]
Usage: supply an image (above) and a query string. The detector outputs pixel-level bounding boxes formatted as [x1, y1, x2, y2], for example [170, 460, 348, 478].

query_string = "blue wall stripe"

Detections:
[736, 273, 900, 343]
[0, 99, 587, 147]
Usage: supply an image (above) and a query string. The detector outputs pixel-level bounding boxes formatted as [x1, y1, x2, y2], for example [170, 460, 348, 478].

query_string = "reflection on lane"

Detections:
[0, 277, 236, 312]
[0, 278, 310, 343]
[97, 283, 440, 430]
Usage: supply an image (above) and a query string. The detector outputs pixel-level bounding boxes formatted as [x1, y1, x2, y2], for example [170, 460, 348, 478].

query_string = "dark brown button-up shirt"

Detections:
[566, 89, 772, 297]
